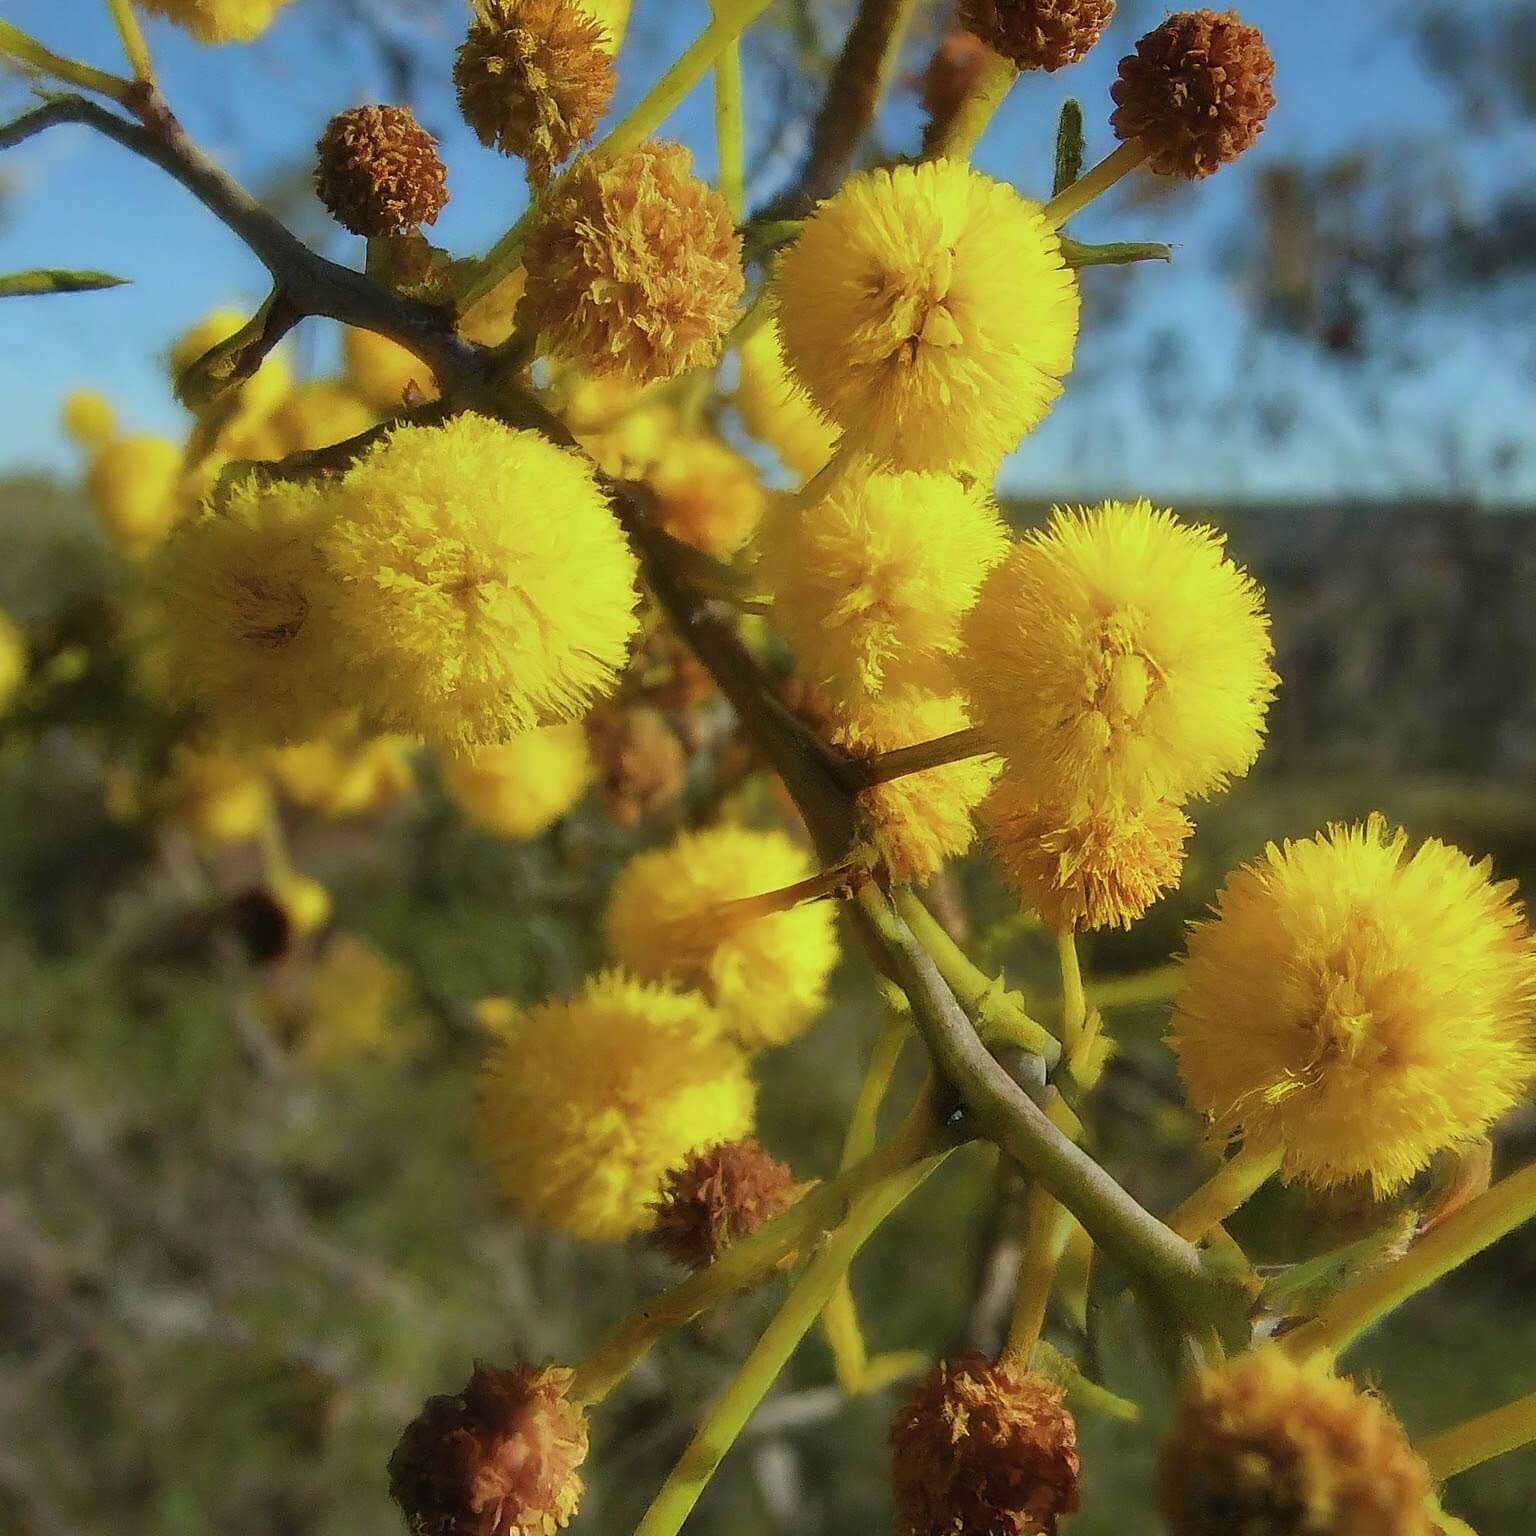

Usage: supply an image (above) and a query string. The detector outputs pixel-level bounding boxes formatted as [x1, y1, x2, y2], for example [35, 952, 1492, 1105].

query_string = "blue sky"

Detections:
[2, 0, 1532, 504]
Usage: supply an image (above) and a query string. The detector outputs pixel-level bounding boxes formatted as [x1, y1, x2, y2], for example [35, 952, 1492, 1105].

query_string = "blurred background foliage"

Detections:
[2, 2, 1536, 1535]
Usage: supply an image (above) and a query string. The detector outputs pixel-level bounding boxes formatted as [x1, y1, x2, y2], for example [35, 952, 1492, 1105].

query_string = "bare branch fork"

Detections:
[1, 73, 1248, 1340]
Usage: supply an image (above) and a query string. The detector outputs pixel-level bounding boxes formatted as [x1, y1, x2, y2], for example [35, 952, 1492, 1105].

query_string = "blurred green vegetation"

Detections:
[2, 485, 1535, 1535]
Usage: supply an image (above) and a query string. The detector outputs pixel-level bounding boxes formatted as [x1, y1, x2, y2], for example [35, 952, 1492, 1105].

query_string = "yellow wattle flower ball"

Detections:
[841, 692, 1000, 883]
[295, 933, 417, 1069]
[439, 725, 594, 839]
[0, 609, 27, 714]
[154, 474, 353, 743]
[644, 433, 766, 557]
[267, 735, 416, 816]
[774, 159, 1079, 474]
[1170, 816, 1536, 1195]
[603, 826, 841, 1051]
[136, 0, 293, 46]
[981, 775, 1192, 933]
[272, 870, 332, 936]
[522, 141, 744, 385]
[269, 381, 378, 456]
[959, 500, 1276, 807]
[343, 327, 439, 411]
[87, 435, 183, 552]
[734, 319, 837, 483]
[1159, 1346, 1434, 1536]
[61, 389, 117, 451]
[583, 0, 631, 53]
[162, 746, 274, 844]
[322, 414, 641, 748]
[756, 465, 1007, 707]
[475, 971, 755, 1241]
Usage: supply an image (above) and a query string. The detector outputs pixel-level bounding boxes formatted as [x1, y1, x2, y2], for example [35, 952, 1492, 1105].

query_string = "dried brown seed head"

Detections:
[1110, 8, 1275, 178]
[958, 0, 1116, 73]
[891, 1355, 1080, 1536]
[388, 1361, 588, 1536]
[1158, 1347, 1434, 1536]
[314, 105, 448, 237]
[586, 704, 687, 826]
[523, 141, 744, 385]
[919, 30, 991, 152]
[453, 0, 615, 184]
[649, 1137, 802, 1269]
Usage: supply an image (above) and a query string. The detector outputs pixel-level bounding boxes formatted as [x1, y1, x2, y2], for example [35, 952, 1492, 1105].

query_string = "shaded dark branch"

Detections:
[779, 0, 919, 214]
[3, 94, 483, 385]
[0, 98, 90, 150]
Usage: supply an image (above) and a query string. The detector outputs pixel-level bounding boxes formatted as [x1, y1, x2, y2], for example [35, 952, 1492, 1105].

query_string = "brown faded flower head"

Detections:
[891, 1355, 1080, 1536]
[959, 0, 1117, 73]
[388, 1361, 588, 1536]
[314, 105, 449, 237]
[649, 1137, 803, 1269]
[1110, 8, 1276, 178]
[919, 31, 990, 151]
[586, 704, 687, 826]
[453, 0, 615, 183]
[1158, 1347, 1435, 1536]
[522, 141, 744, 384]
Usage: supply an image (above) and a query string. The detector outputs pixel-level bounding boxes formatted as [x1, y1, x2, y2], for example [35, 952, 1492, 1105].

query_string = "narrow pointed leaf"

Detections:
[0, 268, 130, 297]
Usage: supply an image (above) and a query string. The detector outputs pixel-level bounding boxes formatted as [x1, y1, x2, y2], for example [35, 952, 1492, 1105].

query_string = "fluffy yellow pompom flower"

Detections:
[734, 319, 838, 483]
[604, 826, 841, 1050]
[294, 934, 417, 1069]
[841, 692, 1000, 883]
[756, 466, 1007, 706]
[475, 972, 755, 1241]
[1170, 816, 1536, 1194]
[523, 141, 744, 385]
[272, 870, 332, 936]
[774, 159, 1078, 474]
[584, 0, 631, 52]
[269, 381, 378, 456]
[322, 414, 640, 748]
[343, 328, 439, 411]
[439, 726, 593, 839]
[267, 735, 416, 816]
[161, 746, 274, 844]
[0, 609, 27, 714]
[61, 389, 117, 451]
[643, 433, 767, 557]
[1159, 1346, 1434, 1536]
[960, 501, 1276, 806]
[136, 0, 293, 45]
[981, 774, 1192, 933]
[155, 474, 352, 743]
[87, 435, 183, 552]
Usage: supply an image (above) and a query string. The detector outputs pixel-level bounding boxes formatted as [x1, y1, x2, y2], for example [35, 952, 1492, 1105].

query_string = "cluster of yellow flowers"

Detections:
[20, 2, 1536, 1534]
[477, 821, 839, 1240]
